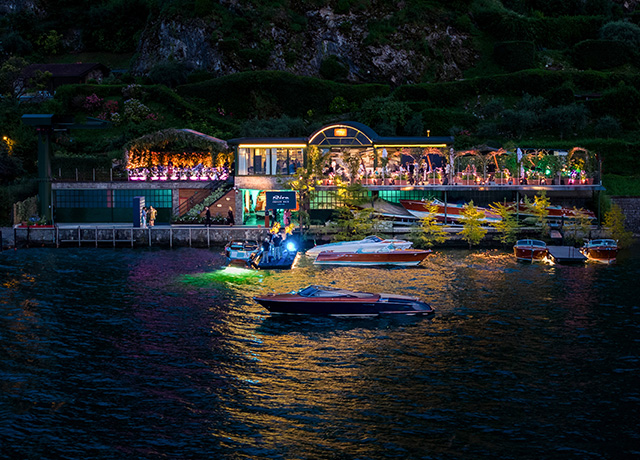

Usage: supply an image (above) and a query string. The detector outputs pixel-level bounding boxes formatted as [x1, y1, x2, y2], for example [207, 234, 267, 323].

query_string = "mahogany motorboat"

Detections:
[581, 239, 618, 264]
[399, 199, 501, 224]
[253, 285, 434, 317]
[313, 248, 432, 267]
[513, 239, 549, 262]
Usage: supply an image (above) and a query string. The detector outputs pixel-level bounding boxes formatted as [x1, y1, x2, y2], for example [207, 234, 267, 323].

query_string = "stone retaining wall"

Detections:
[610, 197, 640, 234]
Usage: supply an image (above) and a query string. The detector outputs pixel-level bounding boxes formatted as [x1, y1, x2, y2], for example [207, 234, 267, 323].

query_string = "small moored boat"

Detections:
[253, 285, 434, 317]
[313, 248, 431, 267]
[305, 235, 412, 257]
[225, 240, 260, 264]
[581, 239, 618, 264]
[513, 239, 548, 262]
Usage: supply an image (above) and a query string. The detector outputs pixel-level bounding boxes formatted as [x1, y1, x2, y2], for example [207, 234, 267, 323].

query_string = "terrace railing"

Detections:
[175, 179, 234, 217]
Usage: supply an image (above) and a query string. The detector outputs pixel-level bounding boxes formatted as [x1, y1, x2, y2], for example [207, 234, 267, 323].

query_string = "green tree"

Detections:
[331, 206, 377, 241]
[285, 145, 331, 233]
[525, 193, 551, 237]
[542, 104, 589, 139]
[409, 202, 448, 248]
[603, 204, 633, 248]
[600, 21, 640, 48]
[358, 96, 412, 135]
[460, 201, 487, 248]
[36, 30, 63, 55]
[489, 201, 520, 245]
[0, 56, 29, 98]
[562, 208, 594, 245]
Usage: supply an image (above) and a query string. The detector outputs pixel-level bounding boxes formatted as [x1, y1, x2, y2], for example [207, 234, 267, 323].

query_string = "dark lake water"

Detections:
[1, 243, 639, 460]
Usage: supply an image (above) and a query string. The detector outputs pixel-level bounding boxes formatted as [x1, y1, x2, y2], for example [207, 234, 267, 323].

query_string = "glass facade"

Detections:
[113, 189, 172, 208]
[56, 189, 172, 208]
[238, 148, 304, 176]
[56, 190, 109, 208]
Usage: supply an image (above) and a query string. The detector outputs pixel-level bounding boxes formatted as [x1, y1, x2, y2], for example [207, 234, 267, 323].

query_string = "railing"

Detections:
[52, 168, 129, 182]
[175, 179, 233, 216]
[315, 175, 599, 187]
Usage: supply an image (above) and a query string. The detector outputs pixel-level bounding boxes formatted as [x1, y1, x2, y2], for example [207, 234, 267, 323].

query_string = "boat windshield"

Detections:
[298, 285, 374, 298]
[517, 239, 546, 247]
[364, 235, 383, 243]
[588, 239, 616, 247]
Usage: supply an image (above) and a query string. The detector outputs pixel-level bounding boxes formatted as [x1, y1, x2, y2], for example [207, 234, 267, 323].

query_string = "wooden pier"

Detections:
[547, 246, 588, 264]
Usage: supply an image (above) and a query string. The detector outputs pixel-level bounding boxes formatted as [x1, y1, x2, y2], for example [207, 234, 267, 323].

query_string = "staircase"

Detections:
[175, 179, 234, 216]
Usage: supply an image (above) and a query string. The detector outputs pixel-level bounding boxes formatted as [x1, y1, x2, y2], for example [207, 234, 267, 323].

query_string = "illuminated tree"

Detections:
[285, 144, 331, 233]
[562, 207, 594, 245]
[409, 202, 448, 248]
[525, 192, 550, 237]
[489, 202, 520, 245]
[460, 201, 487, 248]
[604, 204, 633, 248]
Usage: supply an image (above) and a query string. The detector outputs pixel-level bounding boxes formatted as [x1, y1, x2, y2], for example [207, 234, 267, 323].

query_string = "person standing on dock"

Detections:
[148, 206, 157, 227]
[262, 237, 271, 263]
[204, 206, 212, 227]
[273, 231, 283, 261]
[227, 207, 235, 226]
[142, 207, 148, 228]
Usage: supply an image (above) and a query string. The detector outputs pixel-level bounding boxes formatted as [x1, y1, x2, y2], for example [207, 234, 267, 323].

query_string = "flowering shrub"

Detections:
[122, 84, 144, 100]
[83, 93, 104, 111]
[124, 98, 155, 124]
[97, 100, 119, 121]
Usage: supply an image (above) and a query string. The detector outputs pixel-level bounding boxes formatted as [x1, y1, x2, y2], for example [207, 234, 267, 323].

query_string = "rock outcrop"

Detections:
[130, 5, 477, 85]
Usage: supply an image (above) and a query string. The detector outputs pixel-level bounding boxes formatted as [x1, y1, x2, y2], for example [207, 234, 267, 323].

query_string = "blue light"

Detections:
[286, 242, 296, 252]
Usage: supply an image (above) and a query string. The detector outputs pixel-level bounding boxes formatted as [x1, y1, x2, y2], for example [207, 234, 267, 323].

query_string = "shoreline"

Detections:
[2, 224, 621, 251]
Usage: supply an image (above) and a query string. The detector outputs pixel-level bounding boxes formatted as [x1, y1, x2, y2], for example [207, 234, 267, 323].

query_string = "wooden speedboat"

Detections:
[225, 240, 260, 264]
[253, 285, 434, 317]
[305, 235, 412, 257]
[513, 239, 548, 262]
[399, 199, 501, 223]
[581, 239, 618, 264]
[313, 248, 432, 267]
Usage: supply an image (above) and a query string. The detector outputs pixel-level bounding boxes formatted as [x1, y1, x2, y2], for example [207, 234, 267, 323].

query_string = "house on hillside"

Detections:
[18, 63, 110, 95]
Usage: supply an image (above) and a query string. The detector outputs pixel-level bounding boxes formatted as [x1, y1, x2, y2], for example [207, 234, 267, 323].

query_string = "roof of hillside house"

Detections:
[22, 63, 110, 79]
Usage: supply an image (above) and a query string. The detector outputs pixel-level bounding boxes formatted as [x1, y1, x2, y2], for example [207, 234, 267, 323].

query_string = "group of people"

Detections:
[321, 158, 450, 186]
[128, 164, 231, 181]
[141, 206, 157, 228]
[204, 206, 234, 226]
[261, 230, 286, 263]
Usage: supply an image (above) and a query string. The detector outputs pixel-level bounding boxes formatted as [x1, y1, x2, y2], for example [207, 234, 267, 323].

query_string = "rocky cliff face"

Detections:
[130, 5, 477, 85]
[0, 0, 39, 15]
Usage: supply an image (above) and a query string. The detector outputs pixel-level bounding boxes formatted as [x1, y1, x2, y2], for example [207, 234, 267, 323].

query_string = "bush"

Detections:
[147, 62, 191, 88]
[320, 56, 349, 81]
[177, 71, 389, 119]
[572, 40, 633, 70]
[493, 41, 536, 72]
[600, 20, 640, 48]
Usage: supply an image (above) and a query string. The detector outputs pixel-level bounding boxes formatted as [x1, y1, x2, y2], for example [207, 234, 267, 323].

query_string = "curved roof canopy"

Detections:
[308, 122, 377, 147]
[228, 121, 454, 149]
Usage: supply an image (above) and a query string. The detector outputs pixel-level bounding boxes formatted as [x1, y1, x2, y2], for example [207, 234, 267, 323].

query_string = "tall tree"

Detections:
[489, 201, 520, 245]
[603, 204, 633, 248]
[409, 202, 448, 248]
[285, 144, 331, 234]
[525, 193, 551, 238]
[460, 201, 487, 248]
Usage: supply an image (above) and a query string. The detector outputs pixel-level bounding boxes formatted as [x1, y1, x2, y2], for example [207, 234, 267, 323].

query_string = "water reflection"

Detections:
[0, 245, 638, 459]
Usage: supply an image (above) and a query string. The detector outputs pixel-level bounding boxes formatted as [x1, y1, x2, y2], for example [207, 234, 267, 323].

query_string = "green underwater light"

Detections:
[179, 266, 265, 287]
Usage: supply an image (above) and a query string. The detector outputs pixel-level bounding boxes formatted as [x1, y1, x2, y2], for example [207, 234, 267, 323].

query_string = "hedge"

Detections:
[419, 108, 478, 134]
[176, 71, 390, 119]
[572, 40, 634, 70]
[493, 41, 536, 72]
